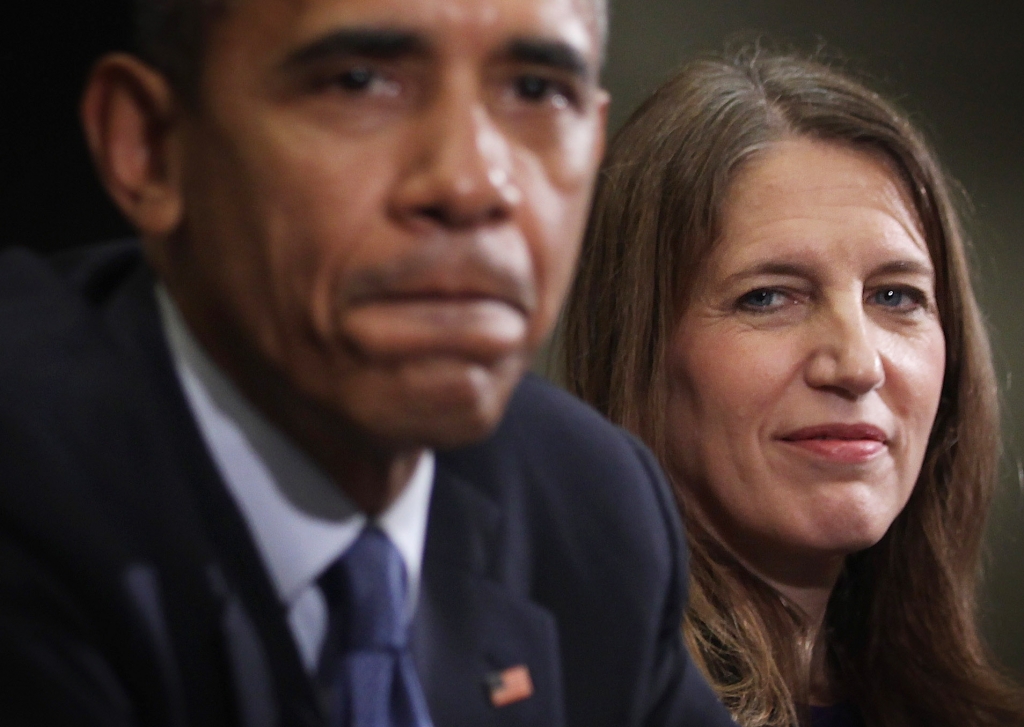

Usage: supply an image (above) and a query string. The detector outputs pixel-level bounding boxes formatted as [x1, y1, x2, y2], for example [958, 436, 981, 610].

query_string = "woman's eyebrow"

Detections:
[870, 259, 935, 278]
[723, 258, 935, 284]
[724, 261, 816, 282]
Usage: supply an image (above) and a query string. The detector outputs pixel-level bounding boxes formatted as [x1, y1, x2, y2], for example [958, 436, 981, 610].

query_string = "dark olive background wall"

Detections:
[2, 3, 134, 253]
[599, 0, 1024, 677]
[3, 0, 1021, 676]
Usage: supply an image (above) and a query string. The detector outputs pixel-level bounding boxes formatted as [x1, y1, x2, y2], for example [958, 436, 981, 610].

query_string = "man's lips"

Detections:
[341, 294, 529, 363]
[778, 423, 889, 463]
[336, 245, 537, 363]
[350, 287, 528, 315]
[342, 242, 536, 316]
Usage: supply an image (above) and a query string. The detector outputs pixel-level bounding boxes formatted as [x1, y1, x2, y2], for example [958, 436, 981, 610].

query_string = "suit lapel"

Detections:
[413, 461, 565, 727]
[103, 253, 324, 727]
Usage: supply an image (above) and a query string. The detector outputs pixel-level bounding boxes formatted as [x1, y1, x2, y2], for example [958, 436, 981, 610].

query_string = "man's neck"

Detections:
[264, 391, 426, 516]
[159, 283, 425, 515]
[210, 349, 426, 517]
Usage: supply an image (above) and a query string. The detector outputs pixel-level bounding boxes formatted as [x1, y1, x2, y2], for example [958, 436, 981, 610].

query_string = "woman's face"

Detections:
[665, 138, 946, 586]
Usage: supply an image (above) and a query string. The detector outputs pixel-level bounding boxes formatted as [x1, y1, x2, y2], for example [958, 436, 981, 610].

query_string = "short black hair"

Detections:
[132, 0, 224, 100]
[132, 0, 607, 101]
[131, 0, 602, 103]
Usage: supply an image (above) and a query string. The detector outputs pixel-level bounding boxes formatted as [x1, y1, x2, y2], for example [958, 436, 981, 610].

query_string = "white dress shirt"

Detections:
[156, 287, 434, 672]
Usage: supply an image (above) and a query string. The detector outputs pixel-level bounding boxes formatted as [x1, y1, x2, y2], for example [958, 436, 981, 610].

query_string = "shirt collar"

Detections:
[155, 285, 434, 608]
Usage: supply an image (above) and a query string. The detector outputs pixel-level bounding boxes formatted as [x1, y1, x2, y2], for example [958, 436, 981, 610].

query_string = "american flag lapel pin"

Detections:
[486, 664, 534, 708]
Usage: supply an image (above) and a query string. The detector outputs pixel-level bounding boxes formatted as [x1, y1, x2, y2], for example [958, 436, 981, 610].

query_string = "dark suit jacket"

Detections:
[0, 242, 735, 727]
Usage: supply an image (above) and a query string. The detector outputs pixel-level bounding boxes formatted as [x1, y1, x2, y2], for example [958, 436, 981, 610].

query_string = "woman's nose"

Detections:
[804, 298, 885, 399]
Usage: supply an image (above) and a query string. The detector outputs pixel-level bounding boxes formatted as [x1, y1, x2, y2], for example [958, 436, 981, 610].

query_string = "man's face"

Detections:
[162, 0, 607, 450]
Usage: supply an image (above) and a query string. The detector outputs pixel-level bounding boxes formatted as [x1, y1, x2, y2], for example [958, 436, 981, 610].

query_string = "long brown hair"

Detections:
[561, 47, 1024, 726]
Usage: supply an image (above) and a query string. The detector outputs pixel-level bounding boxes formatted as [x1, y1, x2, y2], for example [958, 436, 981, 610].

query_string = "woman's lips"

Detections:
[779, 423, 889, 463]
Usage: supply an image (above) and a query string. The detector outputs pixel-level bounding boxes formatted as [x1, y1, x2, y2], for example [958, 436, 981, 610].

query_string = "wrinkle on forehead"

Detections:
[728, 138, 928, 254]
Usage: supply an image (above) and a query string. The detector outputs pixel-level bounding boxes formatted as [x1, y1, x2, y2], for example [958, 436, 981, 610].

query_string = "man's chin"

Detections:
[356, 354, 527, 451]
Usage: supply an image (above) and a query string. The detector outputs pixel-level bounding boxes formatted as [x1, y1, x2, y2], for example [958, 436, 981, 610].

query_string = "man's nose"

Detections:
[390, 79, 520, 230]
[804, 298, 885, 399]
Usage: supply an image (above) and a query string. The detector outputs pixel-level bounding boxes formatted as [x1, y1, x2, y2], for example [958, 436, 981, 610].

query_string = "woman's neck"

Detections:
[696, 516, 847, 704]
[684, 501, 849, 704]
[769, 579, 834, 635]
[757, 568, 844, 706]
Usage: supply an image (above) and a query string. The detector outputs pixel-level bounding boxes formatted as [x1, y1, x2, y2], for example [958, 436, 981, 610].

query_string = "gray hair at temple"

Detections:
[131, 0, 610, 102]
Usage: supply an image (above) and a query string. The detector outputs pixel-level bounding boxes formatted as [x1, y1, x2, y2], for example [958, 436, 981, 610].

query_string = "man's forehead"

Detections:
[218, 0, 603, 61]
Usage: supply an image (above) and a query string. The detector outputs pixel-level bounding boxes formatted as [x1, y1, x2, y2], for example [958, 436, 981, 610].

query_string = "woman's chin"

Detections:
[799, 513, 893, 561]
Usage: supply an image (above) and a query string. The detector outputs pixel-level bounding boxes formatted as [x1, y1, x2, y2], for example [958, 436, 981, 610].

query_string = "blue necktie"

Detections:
[317, 526, 433, 727]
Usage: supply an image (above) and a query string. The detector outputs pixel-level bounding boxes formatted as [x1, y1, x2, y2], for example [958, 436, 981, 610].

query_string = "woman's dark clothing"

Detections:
[809, 703, 864, 727]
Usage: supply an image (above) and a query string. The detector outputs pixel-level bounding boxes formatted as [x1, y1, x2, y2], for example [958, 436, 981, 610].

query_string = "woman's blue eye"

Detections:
[739, 289, 781, 309]
[872, 288, 920, 309]
[876, 289, 903, 306]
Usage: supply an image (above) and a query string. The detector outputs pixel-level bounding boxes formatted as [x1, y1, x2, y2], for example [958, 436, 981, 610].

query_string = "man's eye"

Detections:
[328, 66, 401, 97]
[514, 75, 573, 108]
[335, 66, 374, 91]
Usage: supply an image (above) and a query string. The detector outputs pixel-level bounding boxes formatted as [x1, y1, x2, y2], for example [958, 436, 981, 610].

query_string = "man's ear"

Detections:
[80, 53, 185, 237]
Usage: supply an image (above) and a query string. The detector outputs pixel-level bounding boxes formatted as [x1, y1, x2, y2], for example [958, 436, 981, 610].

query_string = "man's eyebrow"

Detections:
[282, 29, 428, 68]
[504, 38, 593, 79]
